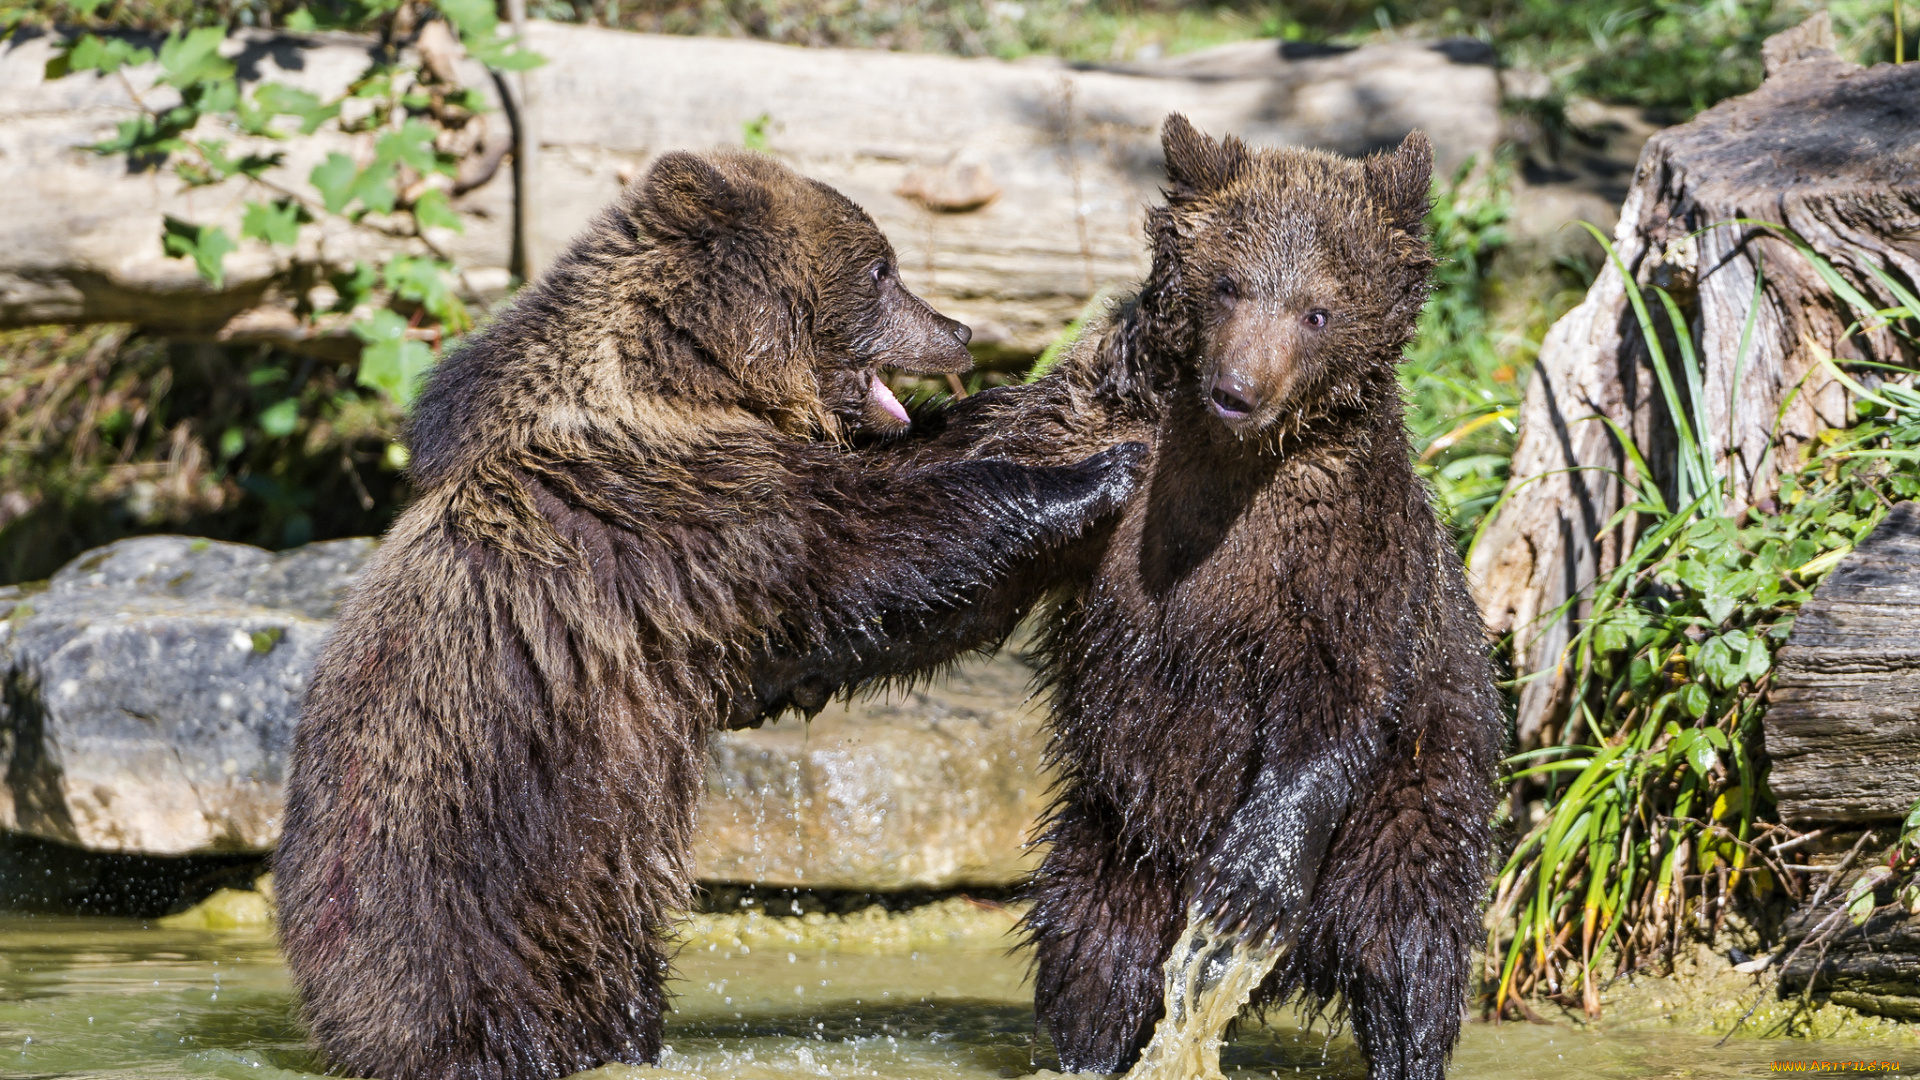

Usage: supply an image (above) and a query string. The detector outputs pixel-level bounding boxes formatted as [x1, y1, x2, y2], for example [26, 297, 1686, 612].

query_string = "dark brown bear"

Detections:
[272, 150, 1145, 1080]
[787, 116, 1505, 1080]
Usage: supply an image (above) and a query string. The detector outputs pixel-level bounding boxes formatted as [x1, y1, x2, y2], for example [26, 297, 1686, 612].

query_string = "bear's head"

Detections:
[1141, 114, 1435, 440]
[632, 151, 973, 437]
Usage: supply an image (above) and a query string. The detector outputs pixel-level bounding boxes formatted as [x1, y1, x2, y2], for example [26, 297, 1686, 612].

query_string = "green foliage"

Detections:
[742, 112, 773, 152]
[3, 4, 546, 575]
[352, 308, 436, 406]
[1401, 155, 1529, 546]
[0, 326, 409, 584]
[40, 2, 542, 444]
[1488, 223, 1920, 1012]
[1484, 0, 1906, 116]
[240, 199, 303, 246]
[160, 217, 236, 288]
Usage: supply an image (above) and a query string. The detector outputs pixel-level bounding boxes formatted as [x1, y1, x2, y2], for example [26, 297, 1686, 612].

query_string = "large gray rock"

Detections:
[0, 536, 1053, 888]
[0, 536, 372, 854]
[695, 650, 1049, 890]
[0, 23, 1502, 355]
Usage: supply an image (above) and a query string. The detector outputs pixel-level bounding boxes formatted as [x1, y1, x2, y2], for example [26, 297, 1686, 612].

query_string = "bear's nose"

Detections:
[949, 319, 972, 346]
[1208, 371, 1258, 419]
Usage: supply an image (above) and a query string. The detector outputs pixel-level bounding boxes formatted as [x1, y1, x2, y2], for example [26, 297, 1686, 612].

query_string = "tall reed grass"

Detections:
[1486, 222, 1920, 1016]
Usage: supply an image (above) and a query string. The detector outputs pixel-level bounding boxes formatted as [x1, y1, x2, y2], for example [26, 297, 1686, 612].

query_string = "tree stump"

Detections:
[1765, 502, 1920, 828]
[1469, 14, 1920, 747]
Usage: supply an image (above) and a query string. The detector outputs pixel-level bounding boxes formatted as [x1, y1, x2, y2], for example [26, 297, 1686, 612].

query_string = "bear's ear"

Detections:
[637, 151, 770, 239]
[1363, 130, 1433, 235]
[1161, 113, 1247, 199]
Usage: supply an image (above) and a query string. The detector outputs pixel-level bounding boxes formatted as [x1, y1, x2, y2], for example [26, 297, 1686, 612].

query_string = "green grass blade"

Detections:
[1576, 221, 1695, 507]
[1653, 285, 1716, 506]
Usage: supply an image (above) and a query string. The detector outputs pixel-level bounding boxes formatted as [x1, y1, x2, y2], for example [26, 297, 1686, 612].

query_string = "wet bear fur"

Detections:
[273, 150, 1144, 1080]
[797, 117, 1505, 1080]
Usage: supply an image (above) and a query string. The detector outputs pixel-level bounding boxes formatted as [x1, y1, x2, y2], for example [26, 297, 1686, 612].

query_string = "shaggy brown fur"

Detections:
[793, 117, 1504, 1080]
[273, 150, 1144, 1080]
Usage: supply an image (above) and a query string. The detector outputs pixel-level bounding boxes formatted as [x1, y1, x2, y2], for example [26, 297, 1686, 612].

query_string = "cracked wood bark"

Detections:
[1468, 14, 1920, 749]
[1765, 502, 1920, 828]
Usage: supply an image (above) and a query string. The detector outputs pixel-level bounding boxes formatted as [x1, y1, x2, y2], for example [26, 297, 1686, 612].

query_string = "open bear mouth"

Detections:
[868, 371, 912, 425]
[1209, 385, 1254, 419]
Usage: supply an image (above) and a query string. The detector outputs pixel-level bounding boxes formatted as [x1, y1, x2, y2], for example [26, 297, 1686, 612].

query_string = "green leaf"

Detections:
[56, 34, 154, 78]
[160, 217, 235, 288]
[250, 82, 340, 135]
[1741, 636, 1772, 683]
[284, 7, 318, 31]
[156, 26, 234, 89]
[1847, 866, 1893, 926]
[1696, 635, 1739, 692]
[410, 188, 464, 233]
[1679, 682, 1710, 719]
[189, 76, 239, 115]
[258, 398, 300, 438]
[437, 0, 500, 35]
[330, 261, 378, 311]
[1702, 591, 1738, 626]
[460, 30, 546, 71]
[310, 152, 359, 214]
[1684, 735, 1720, 778]
[383, 254, 467, 329]
[218, 426, 246, 458]
[743, 112, 772, 153]
[375, 118, 444, 175]
[241, 200, 303, 247]
[353, 309, 436, 408]
[349, 161, 398, 214]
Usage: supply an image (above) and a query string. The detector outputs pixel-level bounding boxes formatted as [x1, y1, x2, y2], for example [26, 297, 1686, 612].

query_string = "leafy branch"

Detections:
[43, 2, 542, 412]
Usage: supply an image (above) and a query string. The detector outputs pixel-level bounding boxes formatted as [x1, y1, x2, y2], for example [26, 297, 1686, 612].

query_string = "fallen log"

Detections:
[0, 22, 1503, 356]
[1766, 502, 1920, 828]
[1468, 14, 1920, 747]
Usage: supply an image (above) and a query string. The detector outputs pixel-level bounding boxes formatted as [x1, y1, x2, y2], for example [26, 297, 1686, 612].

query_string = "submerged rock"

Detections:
[1, 536, 1052, 890]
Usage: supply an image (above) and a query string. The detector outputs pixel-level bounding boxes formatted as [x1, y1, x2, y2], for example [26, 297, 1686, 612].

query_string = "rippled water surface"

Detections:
[1, 914, 1913, 1080]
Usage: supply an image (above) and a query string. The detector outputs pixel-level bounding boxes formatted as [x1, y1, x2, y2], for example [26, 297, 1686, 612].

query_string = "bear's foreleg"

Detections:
[1288, 746, 1491, 1080]
[1025, 797, 1186, 1073]
[1189, 745, 1360, 950]
[736, 443, 1146, 722]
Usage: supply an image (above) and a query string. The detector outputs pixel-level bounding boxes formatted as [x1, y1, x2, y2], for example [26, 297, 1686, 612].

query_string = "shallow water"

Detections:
[2, 912, 1915, 1080]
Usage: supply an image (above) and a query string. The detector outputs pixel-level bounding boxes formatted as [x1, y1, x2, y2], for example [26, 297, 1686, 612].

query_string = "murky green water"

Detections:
[1, 911, 1915, 1080]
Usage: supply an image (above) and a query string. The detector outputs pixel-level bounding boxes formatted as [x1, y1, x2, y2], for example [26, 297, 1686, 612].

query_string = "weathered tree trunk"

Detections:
[0, 22, 1503, 357]
[1469, 14, 1920, 748]
[1766, 502, 1920, 828]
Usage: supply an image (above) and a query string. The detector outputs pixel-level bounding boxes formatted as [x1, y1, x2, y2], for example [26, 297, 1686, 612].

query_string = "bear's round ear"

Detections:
[637, 151, 770, 240]
[1363, 130, 1434, 236]
[1161, 113, 1248, 200]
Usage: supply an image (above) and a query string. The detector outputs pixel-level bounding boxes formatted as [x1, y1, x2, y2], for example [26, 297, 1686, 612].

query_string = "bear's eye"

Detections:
[1213, 276, 1238, 301]
[870, 262, 893, 283]
[1304, 309, 1330, 329]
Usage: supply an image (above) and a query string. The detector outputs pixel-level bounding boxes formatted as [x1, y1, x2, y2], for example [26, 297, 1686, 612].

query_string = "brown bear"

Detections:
[272, 149, 1146, 1080]
[780, 116, 1505, 1080]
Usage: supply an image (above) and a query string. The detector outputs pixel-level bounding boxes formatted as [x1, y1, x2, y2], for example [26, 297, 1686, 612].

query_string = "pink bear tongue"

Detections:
[870, 373, 911, 425]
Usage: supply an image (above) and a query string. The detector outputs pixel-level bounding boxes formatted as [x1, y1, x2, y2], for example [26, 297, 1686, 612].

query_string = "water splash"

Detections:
[1127, 915, 1284, 1080]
